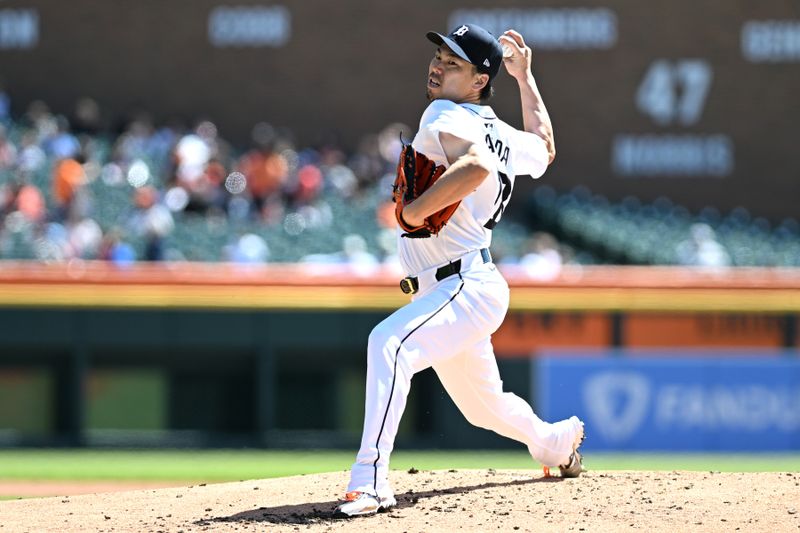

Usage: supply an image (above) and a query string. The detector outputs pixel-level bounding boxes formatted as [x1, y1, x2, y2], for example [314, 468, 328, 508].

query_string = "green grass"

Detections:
[0, 450, 798, 482]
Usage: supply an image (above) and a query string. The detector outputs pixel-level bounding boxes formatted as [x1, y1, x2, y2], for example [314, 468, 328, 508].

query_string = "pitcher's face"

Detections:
[426, 46, 487, 103]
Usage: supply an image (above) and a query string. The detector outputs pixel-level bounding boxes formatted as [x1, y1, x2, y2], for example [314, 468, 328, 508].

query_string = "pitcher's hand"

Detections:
[499, 30, 532, 81]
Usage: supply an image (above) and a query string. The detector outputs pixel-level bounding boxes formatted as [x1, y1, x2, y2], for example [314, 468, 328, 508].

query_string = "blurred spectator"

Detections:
[291, 164, 323, 206]
[52, 155, 87, 221]
[113, 120, 150, 165]
[127, 186, 174, 261]
[67, 216, 103, 259]
[173, 120, 229, 213]
[374, 199, 399, 266]
[224, 233, 270, 263]
[342, 234, 378, 268]
[14, 180, 46, 223]
[114, 117, 153, 165]
[0, 125, 16, 171]
[324, 161, 359, 199]
[201, 157, 227, 211]
[519, 232, 563, 280]
[45, 116, 81, 160]
[377, 123, 408, 165]
[259, 196, 285, 226]
[375, 200, 396, 230]
[16, 130, 46, 176]
[676, 223, 731, 268]
[302, 234, 377, 272]
[175, 121, 217, 184]
[99, 228, 136, 265]
[34, 222, 70, 261]
[113, 115, 177, 176]
[174, 125, 211, 181]
[348, 134, 384, 189]
[317, 144, 353, 200]
[0, 181, 15, 218]
[72, 97, 103, 136]
[24, 100, 56, 141]
[149, 122, 179, 167]
[238, 143, 288, 213]
[376, 228, 401, 269]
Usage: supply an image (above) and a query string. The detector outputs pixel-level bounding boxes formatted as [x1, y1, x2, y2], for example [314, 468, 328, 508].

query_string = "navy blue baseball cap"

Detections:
[426, 23, 504, 80]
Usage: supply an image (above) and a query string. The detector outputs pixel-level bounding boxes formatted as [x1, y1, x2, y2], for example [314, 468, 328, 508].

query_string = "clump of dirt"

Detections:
[1, 469, 798, 532]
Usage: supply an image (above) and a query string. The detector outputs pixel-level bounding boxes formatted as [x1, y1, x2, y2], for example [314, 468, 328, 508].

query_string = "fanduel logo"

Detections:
[584, 372, 650, 442]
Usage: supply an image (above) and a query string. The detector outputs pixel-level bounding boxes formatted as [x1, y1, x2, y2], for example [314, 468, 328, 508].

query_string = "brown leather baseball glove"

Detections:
[392, 144, 460, 238]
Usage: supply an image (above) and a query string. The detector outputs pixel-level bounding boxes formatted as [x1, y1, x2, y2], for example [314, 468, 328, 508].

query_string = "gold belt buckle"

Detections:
[400, 277, 419, 294]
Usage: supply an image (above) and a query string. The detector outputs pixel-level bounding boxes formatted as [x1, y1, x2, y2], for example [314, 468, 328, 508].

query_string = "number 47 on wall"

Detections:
[636, 59, 713, 126]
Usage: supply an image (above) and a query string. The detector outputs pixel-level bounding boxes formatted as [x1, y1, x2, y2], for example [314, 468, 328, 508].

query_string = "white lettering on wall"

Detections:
[0, 9, 38, 50]
[209, 5, 291, 48]
[612, 134, 734, 177]
[655, 384, 800, 430]
[581, 370, 800, 443]
[583, 372, 650, 442]
[448, 8, 616, 50]
[614, 59, 732, 178]
[636, 60, 712, 126]
[742, 21, 800, 62]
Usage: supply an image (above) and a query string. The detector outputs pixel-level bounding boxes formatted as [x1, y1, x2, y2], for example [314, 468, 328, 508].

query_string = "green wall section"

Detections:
[0, 307, 381, 445]
[0, 309, 529, 449]
[0, 369, 51, 433]
[86, 370, 166, 430]
[0, 308, 535, 447]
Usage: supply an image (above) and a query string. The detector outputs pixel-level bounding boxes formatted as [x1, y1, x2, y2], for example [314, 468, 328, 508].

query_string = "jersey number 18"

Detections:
[484, 171, 512, 230]
[483, 133, 513, 229]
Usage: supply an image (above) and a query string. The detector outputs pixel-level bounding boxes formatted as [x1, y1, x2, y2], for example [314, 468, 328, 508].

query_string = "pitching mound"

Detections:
[2, 469, 798, 532]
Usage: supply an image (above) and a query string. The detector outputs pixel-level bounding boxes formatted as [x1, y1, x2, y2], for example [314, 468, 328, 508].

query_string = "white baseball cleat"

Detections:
[333, 491, 397, 518]
[542, 416, 585, 478]
[559, 416, 585, 478]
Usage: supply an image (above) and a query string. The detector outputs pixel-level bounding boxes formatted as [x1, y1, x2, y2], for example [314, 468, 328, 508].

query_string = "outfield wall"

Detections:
[0, 262, 798, 449]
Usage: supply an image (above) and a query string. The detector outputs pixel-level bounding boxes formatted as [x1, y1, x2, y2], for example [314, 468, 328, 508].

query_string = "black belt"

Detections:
[400, 248, 492, 294]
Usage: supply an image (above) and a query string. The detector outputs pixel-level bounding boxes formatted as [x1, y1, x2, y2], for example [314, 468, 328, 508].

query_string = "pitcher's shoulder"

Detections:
[420, 99, 473, 127]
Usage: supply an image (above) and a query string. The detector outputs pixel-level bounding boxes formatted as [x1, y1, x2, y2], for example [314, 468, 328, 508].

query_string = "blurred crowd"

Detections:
[2, 92, 795, 272]
[530, 186, 800, 268]
[0, 93, 420, 268]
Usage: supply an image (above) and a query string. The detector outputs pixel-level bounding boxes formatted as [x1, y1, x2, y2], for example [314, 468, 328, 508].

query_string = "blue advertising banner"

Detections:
[536, 353, 800, 451]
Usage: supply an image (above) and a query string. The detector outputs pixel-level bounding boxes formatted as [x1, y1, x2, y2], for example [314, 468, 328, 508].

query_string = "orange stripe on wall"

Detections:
[625, 314, 786, 348]
[492, 313, 611, 356]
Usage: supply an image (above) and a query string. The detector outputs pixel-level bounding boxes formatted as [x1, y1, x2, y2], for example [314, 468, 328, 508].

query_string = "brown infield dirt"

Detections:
[1, 469, 798, 532]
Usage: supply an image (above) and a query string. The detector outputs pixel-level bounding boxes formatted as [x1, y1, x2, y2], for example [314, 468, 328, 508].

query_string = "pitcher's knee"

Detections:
[462, 409, 492, 430]
[457, 400, 498, 429]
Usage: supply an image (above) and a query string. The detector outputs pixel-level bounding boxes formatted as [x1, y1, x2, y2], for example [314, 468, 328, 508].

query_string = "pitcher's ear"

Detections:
[474, 73, 489, 90]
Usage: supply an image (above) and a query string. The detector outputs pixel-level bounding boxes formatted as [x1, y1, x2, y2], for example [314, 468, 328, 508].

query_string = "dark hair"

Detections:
[480, 83, 494, 101]
[473, 64, 494, 101]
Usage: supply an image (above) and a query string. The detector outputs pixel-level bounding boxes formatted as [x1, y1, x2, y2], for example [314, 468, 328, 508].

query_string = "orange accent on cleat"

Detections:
[543, 466, 551, 477]
[344, 491, 362, 501]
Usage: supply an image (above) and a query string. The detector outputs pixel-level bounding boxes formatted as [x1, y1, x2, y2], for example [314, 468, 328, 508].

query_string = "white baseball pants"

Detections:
[346, 251, 582, 499]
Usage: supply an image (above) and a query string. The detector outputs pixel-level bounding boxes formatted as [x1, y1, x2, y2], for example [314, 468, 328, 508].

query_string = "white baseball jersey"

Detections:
[346, 98, 582, 503]
[398, 99, 550, 275]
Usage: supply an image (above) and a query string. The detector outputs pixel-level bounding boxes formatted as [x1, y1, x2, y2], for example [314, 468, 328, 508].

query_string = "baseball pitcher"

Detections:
[335, 23, 585, 518]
